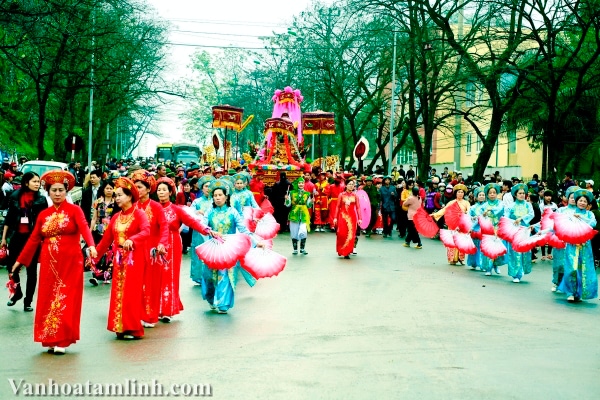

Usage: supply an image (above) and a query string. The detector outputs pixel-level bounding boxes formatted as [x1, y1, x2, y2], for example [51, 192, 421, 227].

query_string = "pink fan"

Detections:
[439, 229, 456, 248]
[195, 234, 252, 270]
[413, 207, 440, 238]
[254, 213, 280, 239]
[481, 234, 507, 259]
[497, 217, 522, 241]
[547, 234, 566, 249]
[254, 235, 274, 250]
[541, 208, 554, 231]
[457, 213, 472, 233]
[478, 215, 495, 235]
[454, 232, 477, 254]
[553, 212, 597, 244]
[260, 198, 274, 214]
[511, 228, 539, 253]
[444, 202, 463, 230]
[241, 248, 287, 279]
[471, 230, 482, 240]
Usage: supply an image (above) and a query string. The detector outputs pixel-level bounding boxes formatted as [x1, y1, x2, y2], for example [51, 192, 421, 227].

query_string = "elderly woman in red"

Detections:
[130, 170, 168, 329]
[11, 171, 97, 355]
[155, 177, 213, 322]
[95, 177, 150, 340]
[333, 178, 362, 259]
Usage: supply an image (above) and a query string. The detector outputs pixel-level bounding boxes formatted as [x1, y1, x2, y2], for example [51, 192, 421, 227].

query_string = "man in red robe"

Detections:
[327, 173, 345, 230]
[314, 172, 329, 232]
[249, 171, 266, 205]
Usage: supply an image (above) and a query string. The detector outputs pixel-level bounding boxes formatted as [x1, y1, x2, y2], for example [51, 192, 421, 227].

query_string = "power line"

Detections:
[167, 18, 285, 28]
[171, 29, 270, 38]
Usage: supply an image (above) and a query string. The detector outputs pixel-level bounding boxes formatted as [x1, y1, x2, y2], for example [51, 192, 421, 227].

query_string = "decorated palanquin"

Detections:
[249, 87, 312, 186]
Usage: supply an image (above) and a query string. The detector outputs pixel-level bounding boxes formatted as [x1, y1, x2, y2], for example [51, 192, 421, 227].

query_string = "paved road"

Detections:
[1, 232, 599, 399]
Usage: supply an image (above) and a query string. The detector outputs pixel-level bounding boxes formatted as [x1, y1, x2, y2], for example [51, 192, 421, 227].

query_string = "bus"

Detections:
[156, 143, 202, 165]
[172, 143, 202, 165]
[156, 143, 173, 162]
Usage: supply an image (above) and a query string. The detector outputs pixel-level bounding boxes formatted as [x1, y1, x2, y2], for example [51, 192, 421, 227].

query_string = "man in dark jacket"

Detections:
[362, 177, 380, 237]
[268, 172, 292, 232]
[2, 180, 48, 311]
[80, 169, 103, 225]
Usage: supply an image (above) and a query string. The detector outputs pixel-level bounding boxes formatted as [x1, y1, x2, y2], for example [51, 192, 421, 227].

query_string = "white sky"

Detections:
[142, 0, 332, 156]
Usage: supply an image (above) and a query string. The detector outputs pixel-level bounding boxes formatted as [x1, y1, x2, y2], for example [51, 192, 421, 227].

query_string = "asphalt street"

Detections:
[1, 232, 599, 399]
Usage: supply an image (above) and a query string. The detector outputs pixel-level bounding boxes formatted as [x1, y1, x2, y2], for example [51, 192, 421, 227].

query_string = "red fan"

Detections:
[252, 208, 265, 220]
[0, 246, 8, 264]
[541, 208, 554, 231]
[254, 213, 280, 239]
[497, 217, 522, 241]
[240, 248, 287, 279]
[5, 277, 18, 298]
[439, 229, 456, 248]
[195, 234, 252, 270]
[481, 234, 507, 259]
[243, 207, 257, 232]
[458, 213, 473, 233]
[478, 215, 495, 235]
[444, 202, 463, 230]
[547, 234, 566, 249]
[454, 232, 477, 254]
[260, 198, 274, 214]
[413, 207, 440, 238]
[511, 228, 539, 253]
[553, 213, 598, 245]
[471, 230, 482, 240]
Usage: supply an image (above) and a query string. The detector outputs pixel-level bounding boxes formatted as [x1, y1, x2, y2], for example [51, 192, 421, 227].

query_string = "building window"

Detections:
[466, 79, 476, 107]
[466, 133, 472, 154]
[508, 129, 517, 154]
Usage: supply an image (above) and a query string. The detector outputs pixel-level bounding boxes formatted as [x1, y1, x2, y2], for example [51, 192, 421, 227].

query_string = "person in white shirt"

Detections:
[2, 171, 15, 196]
[501, 180, 514, 209]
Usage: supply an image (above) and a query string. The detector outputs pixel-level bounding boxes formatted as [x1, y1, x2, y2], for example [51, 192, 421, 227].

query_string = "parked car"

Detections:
[19, 161, 83, 204]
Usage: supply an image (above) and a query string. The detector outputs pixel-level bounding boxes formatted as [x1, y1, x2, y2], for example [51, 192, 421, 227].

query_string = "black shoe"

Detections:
[24, 305, 33, 312]
[344, 255, 350, 259]
[89, 278, 98, 286]
[7, 291, 23, 307]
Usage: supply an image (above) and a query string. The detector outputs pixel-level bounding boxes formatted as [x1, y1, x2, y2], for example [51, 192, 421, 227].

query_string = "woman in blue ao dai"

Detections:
[189, 176, 215, 284]
[506, 183, 534, 283]
[550, 186, 579, 292]
[480, 183, 505, 275]
[230, 173, 259, 215]
[558, 189, 598, 302]
[201, 179, 261, 314]
[467, 187, 486, 270]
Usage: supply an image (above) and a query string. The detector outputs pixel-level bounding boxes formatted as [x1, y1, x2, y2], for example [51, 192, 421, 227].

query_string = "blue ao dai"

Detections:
[506, 200, 534, 280]
[190, 195, 213, 284]
[480, 199, 506, 273]
[230, 188, 259, 215]
[558, 207, 598, 300]
[201, 205, 256, 312]
[467, 201, 486, 269]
